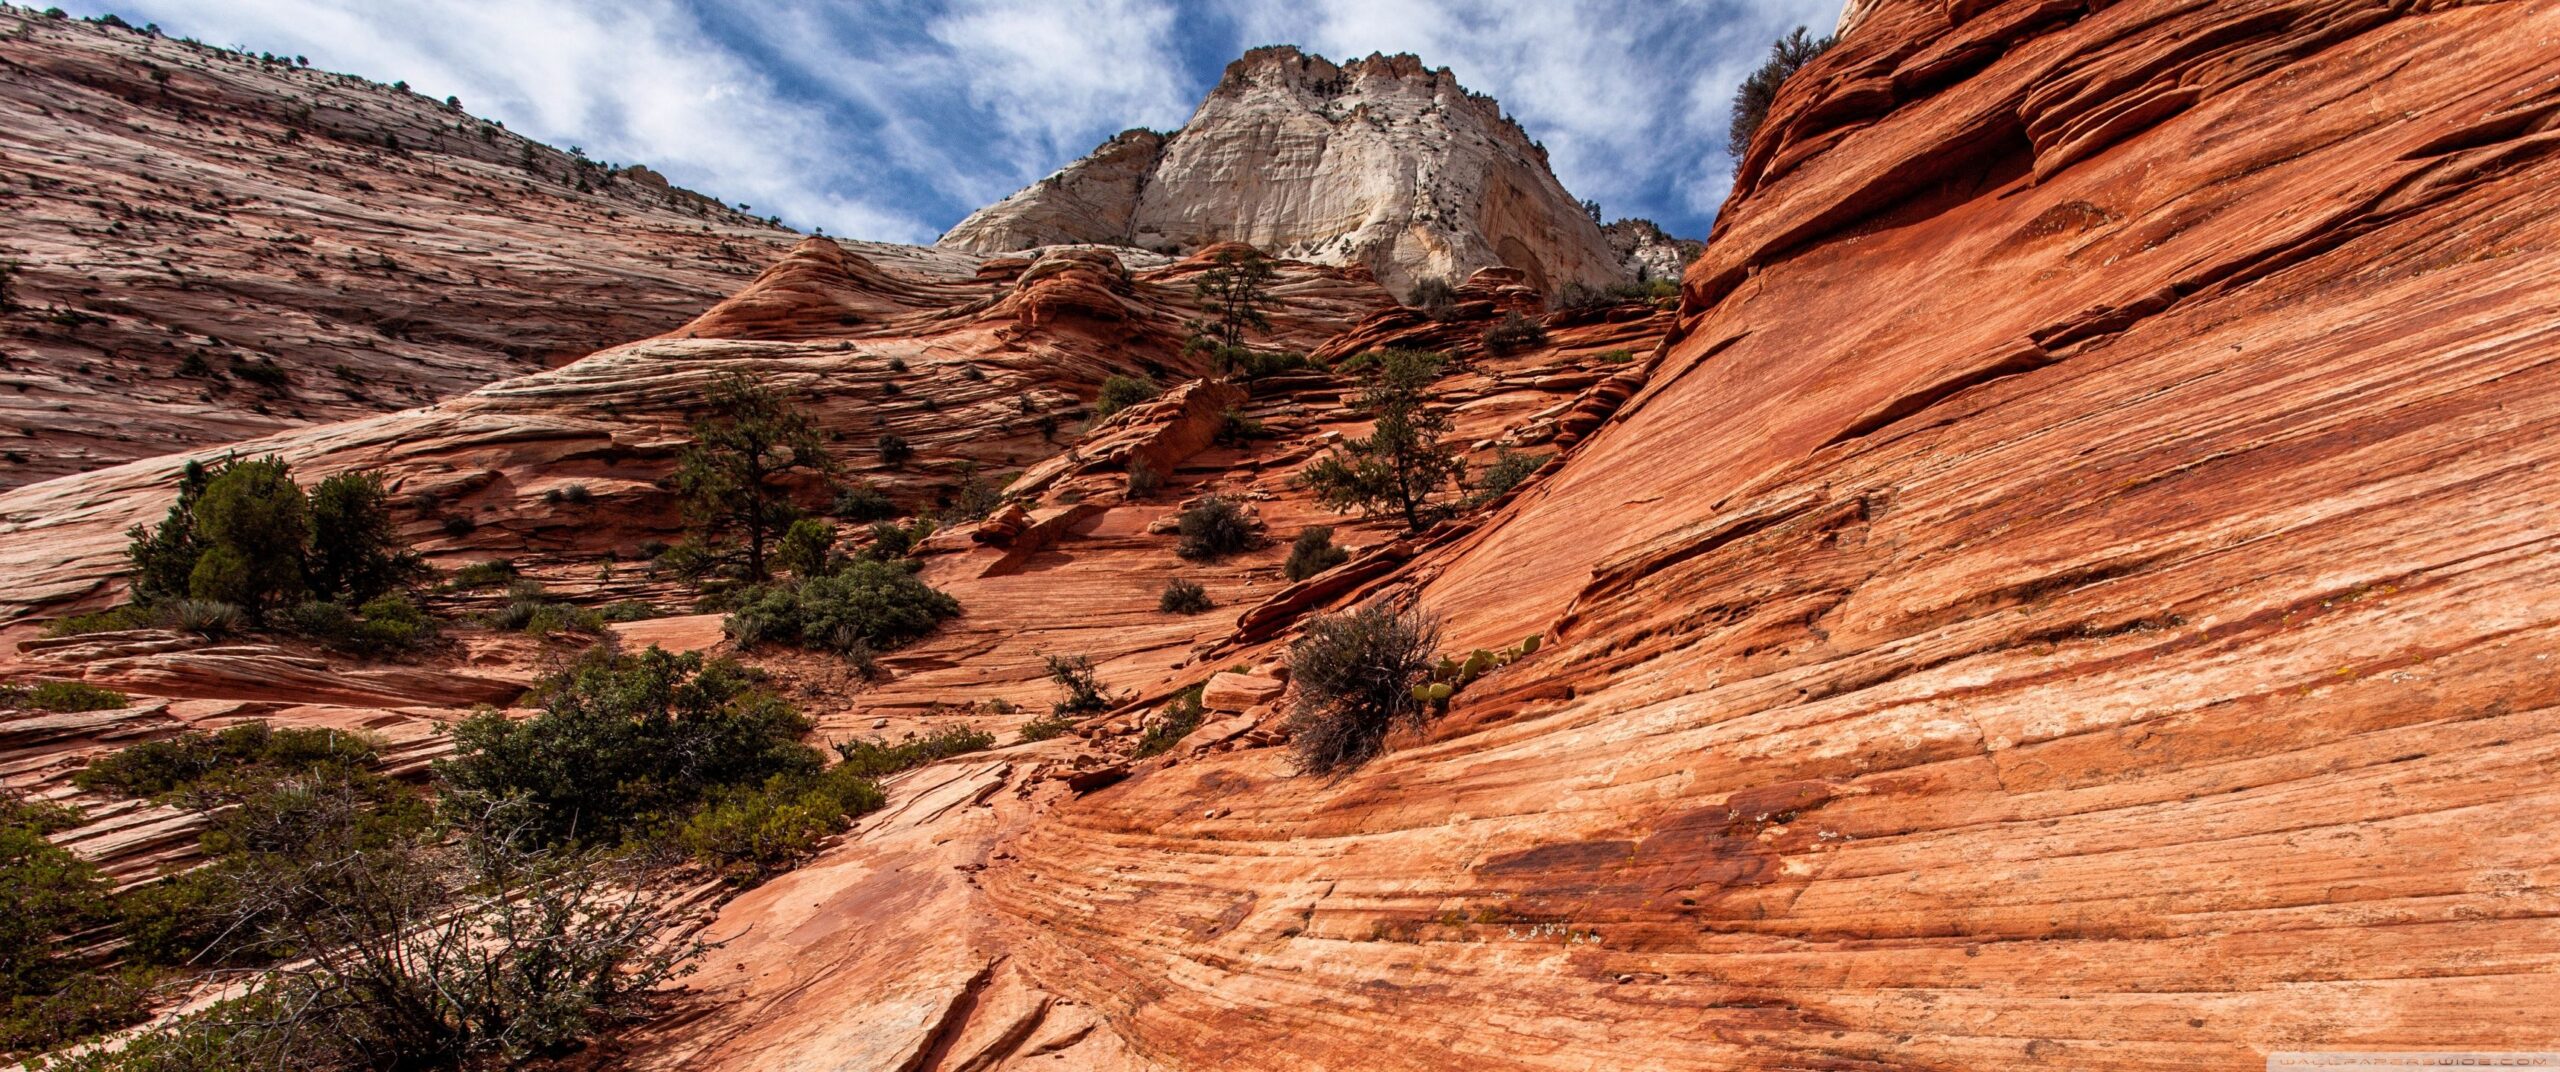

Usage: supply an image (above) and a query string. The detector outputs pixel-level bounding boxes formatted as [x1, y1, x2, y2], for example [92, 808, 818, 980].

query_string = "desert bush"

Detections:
[2, 794, 137, 1058]
[1213, 408, 1266, 446]
[307, 470, 420, 603]
[0, 680, 130, 713]
[724, 560, 958, 656]
[1094, 374, 1159, 419]
[830, 484, 896, 522]
[1728, 26, 1835, 159]
[74, 721, 379, 799]
[1469, 448, 1548, 506]
[1405, 276, 1459, 319]
[1015, 713, 1076, 742]
[774, 517, 839, 579]
[679, 766, 886, 881]
[1176, 495, 1255, 560]
[828, 726, 995, 779]
[1125, 463, 1162, 499]
[126, 456, 418, 619]
[539, 483, 593, 506]
[1481, 311, 1547, 355]
[936, 467, 1006, 523]
[1283, 526, 1351, 582]
[862, 518, 932, 560]
[41, 604, 163, 637]
[1286, 604, 1441, 774]
[1132, 685, 1206, 759]
[1045, 654, 1109, 715]
[1158, 577, 1212, 614]
[875, 433, 914, 465]
[438, 647, 818, 847]
[445, 559, 518, 589]
[1596, 347, 1637, 364]
[62, 817, 710, 1071]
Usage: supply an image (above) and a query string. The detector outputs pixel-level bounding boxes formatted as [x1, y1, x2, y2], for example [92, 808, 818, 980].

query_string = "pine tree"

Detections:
[1189, 246, 1276, 367]
[1302, 350, 1463, 532]
[674, 373, 837, 583]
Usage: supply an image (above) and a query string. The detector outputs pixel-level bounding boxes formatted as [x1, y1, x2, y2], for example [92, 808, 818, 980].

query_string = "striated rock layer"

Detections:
[941, 46, 1636, 298]
[0, 8, 856, 487]
[961, 1, 2560, 1069]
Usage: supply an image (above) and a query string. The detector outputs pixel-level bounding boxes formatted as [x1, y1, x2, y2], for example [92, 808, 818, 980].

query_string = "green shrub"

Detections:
[0, 680, 130, 713]
[1481, 311, 1547, 355]
[723, 560, 960, 655]
[1045, 654, 1109, 716]
[59, 821, 708, 1071]
[1132, 685, 1206, 758]
[875, 433, 913, 465]
[1596, 347, 1637, 364]
[598, 600, 660, 622]
[126, 456, 417, 618]
[1213, 408, 1266, 446]
[1175, 495, 1254, 560]
[1, 806, 133, 1056]
[1015, 713, 1076, 742]
[74, 721, 379, 799]
[830, 484, 896, 522]
[41, 604, 162, 637]
[445, 558, 517, 589]
[678, 767, 886, 881]
[1285, 604, 1441, 774]
[1158, 577, 1211, 614]
[1125, 463, 1162, 499]
[438, 647, 819, 847]
[307, 470, 420, 603]
[1405, 277, 1459, 318]
[828, 726, 996, 779]
[775, 517, 839, 578]
[1469, 448, 1549, 506]
[1283, 526, 1351, 582]
[1093, 374, 1158, 419]
[862, 518, 929, 560]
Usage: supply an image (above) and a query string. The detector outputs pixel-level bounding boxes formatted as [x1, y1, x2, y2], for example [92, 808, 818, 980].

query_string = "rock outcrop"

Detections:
[1600, 218, 1702, 284]
[0, 10, 856, 487]
[969, 2, 2560, 1068]
[14, 1, 2560, 1067]
[941, 46, 1634, 298]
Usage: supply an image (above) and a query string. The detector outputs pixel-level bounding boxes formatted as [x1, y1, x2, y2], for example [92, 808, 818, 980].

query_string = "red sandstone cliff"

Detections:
[6, 2, 2558, 1069]
[0, 8, 836, 487]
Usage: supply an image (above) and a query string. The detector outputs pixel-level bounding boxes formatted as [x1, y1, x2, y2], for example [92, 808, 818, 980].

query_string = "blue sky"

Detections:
[74, 0, 1844, 244]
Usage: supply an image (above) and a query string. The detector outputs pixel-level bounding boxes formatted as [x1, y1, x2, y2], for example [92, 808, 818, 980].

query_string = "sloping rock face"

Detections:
[942, 47, 1633, 298]
[965, 1, 2560, 1069]
[0, 10, 844, 487]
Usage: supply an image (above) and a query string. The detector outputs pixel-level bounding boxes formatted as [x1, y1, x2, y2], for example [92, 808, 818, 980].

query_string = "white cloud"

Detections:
[82, 0, 941, 240]
[926, 0, 1192, 170]
[73, 0, 1851, 240]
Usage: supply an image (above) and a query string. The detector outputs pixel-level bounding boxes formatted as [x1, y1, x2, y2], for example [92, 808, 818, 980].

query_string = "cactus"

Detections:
[1519, 634, 1541, 656]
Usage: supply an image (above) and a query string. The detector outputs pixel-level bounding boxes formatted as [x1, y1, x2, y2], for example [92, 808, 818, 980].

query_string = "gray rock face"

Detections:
[940, 46, 1637, 298]
[1602, 219, 1704, 286]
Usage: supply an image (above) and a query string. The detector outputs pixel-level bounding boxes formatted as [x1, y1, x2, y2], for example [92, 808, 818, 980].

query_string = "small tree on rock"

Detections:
[1188, 246, 1276, 367]
[1301, 350, 1463, 532]
[675, 373, 837, 583]
[1728, 27, 1835, 160]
